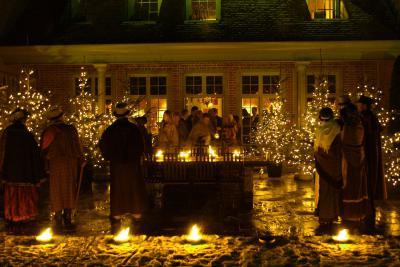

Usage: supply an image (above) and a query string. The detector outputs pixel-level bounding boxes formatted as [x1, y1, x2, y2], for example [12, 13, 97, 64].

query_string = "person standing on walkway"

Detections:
[0, 108, 45, 233]
[314, 107, 343, 226]
[358, 95, 387, 227]
[41, 106, 83, 230]
[99, 103, 147, 231]
[340, 103, 373, 223]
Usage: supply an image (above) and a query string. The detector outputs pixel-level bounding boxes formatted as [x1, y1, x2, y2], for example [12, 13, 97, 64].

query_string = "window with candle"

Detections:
[241, 74, 281, 143]
[306, 0, 348, 19]
[186, 0, 221, 21]
[185, 74, 223, 116]
[129, 75, 168, 135]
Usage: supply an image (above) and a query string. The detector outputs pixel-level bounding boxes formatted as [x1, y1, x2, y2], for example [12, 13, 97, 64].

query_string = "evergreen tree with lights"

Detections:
[294, 77, 333, 175]
[0, 68, 51, 140]
[253, 88, 296, 167]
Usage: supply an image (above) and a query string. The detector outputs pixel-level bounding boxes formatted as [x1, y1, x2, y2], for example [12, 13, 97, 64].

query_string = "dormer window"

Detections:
[127, 0, 162, 21]
[186, 0, 221, 21]
[306, 0, 348, 19]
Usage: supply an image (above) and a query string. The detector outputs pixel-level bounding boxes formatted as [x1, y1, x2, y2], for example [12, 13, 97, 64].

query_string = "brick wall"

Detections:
[1, 59, 394, 120]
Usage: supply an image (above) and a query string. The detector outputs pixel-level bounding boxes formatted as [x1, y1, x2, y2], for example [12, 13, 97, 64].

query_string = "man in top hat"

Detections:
[99, 103, 146, 232]
[41, 106, 83, 230]
[357, 95, 387, 228]
[0, 108, 45, 233]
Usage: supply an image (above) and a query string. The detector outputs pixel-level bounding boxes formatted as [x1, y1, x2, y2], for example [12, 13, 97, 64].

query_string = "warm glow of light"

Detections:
[36, 228, 53, 242]
[208, 146, 216, 158]
[214, 133, 220, 139]
[187, 224, 202, 242]
[233, 150, 240, 157]
[179, 151, 190, 160]
[114, 227, 130, 242]
[156, 150, 163, 159]
[332, 229, 349, 242]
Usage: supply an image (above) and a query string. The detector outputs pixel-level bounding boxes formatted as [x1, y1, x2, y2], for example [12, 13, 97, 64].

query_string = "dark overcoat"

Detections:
[361, 110, 387, 200]
[99, 117, 146, 217]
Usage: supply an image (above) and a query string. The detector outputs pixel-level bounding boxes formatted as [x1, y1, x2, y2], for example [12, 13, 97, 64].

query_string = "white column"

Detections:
[94, 64, 107, 114]
[295, 62, 310, 126]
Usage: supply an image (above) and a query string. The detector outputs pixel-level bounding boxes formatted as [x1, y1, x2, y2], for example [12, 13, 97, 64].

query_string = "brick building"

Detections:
[0, 0, 399, 134]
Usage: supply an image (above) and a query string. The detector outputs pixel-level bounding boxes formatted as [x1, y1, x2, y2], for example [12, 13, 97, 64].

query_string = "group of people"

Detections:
[0, 103, 148, 233]
[157, 106, 246, 150]
[314, 95, 386, 230]
[0, 94, 386, 234]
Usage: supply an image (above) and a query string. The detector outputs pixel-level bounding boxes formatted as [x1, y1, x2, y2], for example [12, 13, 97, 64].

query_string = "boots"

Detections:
[63, 209, 75, 231]
[54, 211, 63, 231]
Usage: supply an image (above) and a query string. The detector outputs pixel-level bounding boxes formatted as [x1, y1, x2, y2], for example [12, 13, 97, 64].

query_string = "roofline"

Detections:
[0, 40, 399, 64]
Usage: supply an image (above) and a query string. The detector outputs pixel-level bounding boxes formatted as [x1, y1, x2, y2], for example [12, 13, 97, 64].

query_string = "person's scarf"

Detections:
[314, 119, 340, 153]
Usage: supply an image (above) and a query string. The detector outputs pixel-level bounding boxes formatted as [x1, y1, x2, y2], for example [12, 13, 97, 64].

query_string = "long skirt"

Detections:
[4, 184, 38, 222]
[48, 157, 79, 212]
[110, 161, 147, 217]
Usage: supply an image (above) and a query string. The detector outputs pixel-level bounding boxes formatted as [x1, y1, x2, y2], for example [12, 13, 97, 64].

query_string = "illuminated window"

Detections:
[306, 0, 348, 19]
[129, 75, 168, 134]
[185, 75, 223, 114]
[186, 0, 221, 21]
[241, 74, 281, 143]
[127, 0, 162, 21]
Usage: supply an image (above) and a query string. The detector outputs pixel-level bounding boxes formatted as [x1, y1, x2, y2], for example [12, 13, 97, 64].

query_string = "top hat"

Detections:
[113, 102, 130, 117]
[46, 106, 64, 120]
[10, 108, 29, 122]
[358, 95, 374, 106]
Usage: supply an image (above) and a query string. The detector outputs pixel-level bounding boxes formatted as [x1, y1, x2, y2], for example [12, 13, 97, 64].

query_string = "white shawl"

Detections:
[314, 120, 340, 153]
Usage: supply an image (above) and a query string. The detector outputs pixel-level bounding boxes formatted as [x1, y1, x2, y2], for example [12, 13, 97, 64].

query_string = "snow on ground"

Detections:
[1, 174, 400, 266]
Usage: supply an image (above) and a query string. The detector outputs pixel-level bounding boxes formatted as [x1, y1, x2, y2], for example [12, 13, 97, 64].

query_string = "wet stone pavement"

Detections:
[1, 172, 400, 266]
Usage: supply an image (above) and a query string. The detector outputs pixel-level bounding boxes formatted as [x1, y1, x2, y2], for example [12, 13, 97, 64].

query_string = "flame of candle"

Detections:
[187, 224, 202, 242]
[156, 150, 163, 158]
[36, 228, 53, 242]
[208, 146, 216, 158]
[114, 227, 130, 242]
[332, 229, 349, 242]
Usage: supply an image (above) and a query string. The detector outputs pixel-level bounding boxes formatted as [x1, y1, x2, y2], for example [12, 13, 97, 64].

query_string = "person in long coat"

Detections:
[314, 107, 343, 225]
[99, 103, 147, 228]
[41, 106, 83, 229]
[358, 95, 387, 227]
[340, 103, 374, 222]
[0, 108, 44, 232]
